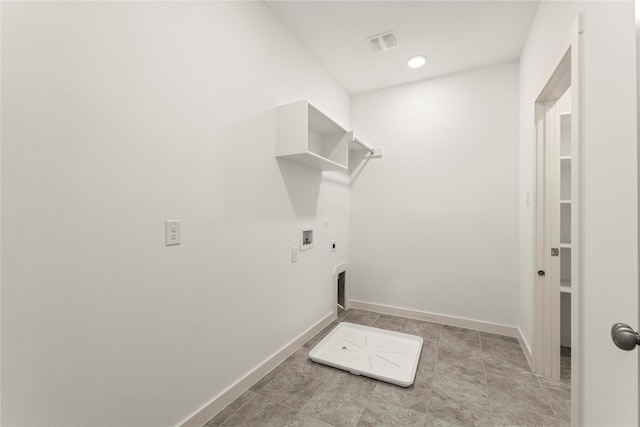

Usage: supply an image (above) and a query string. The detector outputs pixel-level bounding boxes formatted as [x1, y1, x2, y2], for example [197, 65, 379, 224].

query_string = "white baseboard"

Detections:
[518, 327, 534, 371]
[178, 312, 336, 427]
[349, 300, 519, 338]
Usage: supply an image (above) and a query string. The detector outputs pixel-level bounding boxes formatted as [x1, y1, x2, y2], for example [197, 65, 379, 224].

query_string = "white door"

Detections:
[595, 4, 640, 426]
[533, 98, 563, 380]
[607, 2, 640, 423]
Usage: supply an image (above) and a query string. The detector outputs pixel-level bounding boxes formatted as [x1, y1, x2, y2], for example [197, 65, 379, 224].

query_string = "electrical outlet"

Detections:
[292, 247, 299, 263]
[165, 220, 181, 246]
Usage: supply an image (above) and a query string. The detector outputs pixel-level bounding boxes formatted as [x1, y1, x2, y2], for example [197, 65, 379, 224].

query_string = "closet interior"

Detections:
[559, 88, 572, 352]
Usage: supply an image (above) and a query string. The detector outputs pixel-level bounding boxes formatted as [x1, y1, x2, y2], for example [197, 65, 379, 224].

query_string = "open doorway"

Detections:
[532, 17, 583, 424]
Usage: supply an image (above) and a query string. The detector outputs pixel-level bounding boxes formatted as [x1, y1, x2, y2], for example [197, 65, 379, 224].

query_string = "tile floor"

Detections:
[204, 309, 571, 427]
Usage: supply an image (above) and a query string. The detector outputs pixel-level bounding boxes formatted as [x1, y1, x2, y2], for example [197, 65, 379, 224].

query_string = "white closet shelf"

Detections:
[560, 243, 572, 249]
[560, 285, 572, 294]
[560, 200, 572, 204]
[275, 100, 382, 171]
[560, 156, 572, 161]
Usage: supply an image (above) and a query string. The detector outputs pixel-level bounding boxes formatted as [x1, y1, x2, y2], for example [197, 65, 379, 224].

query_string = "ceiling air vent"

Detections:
[367, 31, 399, 53]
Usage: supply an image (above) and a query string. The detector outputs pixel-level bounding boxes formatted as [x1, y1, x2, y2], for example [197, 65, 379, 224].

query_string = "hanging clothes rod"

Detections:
[352, 136, 375, 154]
[348, 132, 382, 157]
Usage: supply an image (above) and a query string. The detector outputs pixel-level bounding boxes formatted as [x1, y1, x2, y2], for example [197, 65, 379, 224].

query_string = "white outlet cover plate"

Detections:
[165, 220, 181, 246]
[309, 322, 423, 387]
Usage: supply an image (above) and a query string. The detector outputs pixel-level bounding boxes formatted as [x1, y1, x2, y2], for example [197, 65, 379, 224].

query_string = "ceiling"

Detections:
[265, 1, 540, 95]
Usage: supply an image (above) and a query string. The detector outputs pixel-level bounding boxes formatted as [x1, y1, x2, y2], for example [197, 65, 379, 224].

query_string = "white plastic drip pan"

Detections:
[309, 322, 423, 387]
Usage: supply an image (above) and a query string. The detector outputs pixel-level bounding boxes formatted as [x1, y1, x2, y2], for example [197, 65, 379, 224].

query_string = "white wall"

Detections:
[519, 1, 637, 425]
[350, 62, 519, 327]
[1, 2, 350, 426]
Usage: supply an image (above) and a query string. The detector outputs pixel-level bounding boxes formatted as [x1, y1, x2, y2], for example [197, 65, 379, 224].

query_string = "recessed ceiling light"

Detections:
[407, 55, 426, 69]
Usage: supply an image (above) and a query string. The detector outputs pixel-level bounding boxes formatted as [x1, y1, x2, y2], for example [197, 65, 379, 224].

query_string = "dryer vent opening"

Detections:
[337, 271, 346, 315]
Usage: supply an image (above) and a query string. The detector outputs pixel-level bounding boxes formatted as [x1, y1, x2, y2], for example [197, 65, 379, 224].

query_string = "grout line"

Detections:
[356, 384, 376, 427]
[254, 371, 338, 425]
[537, 376, 561, 420]
[250, 363, 286, 394]
[257, 392, 297, 411]
[425, 324, 443, 417]
[371, 312, 380, 325]
[479, 331, 493, 423]
[215, 391, 257, 427]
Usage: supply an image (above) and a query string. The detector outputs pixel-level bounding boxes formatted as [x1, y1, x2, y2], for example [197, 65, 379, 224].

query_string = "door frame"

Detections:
[636, 1, 640, 423]
[532, 15, 583, 426]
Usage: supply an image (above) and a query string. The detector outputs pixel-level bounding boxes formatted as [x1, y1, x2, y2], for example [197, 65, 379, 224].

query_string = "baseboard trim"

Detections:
[518, 328, 534, 371]
[349, 300, 518, 338]
[178, 311, 336, 427]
